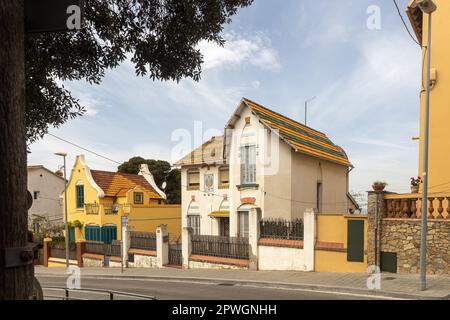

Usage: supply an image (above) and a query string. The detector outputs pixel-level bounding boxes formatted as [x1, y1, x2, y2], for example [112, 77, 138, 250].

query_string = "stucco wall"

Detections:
[258, 245, 306, 271]
[188, 260, 248, 270]
[28, 167, 65, 224]
[128, 254, 158, 268]
[82, 256, 103, 267]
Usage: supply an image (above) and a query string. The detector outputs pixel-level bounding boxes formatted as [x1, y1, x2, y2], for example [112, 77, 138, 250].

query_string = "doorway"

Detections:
[218, 218, 230, 237]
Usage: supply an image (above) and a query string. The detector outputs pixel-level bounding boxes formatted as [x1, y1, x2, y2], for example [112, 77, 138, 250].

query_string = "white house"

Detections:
[176, 98, 356, 238]
[28, 165, 65, 230]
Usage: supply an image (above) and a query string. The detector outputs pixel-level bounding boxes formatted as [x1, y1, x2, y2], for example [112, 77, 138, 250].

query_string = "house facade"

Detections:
[28, 165, 65, 230]
[63, 155, 181, 243]
[177, 98, 354, 238]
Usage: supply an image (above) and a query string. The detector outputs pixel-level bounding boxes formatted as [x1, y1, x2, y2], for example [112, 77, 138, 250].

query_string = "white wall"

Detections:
[28, 167, 65, 224]
[258, 246, 306, 271]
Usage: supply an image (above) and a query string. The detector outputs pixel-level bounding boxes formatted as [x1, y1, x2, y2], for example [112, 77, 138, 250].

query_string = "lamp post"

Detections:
[415, 0, 437, 291]
[304, 96, 316, 126]
[55, 152, 69, 271]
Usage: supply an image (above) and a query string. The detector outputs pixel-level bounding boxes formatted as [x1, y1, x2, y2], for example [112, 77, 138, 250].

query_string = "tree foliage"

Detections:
[118, 156, 181, 204]
[25, 0, 253, 142]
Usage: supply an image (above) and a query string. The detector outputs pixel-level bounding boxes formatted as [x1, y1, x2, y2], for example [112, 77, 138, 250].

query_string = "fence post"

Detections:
[43, 237, 52, 267]
[182, 227, 193, 269]
[76, 240, 85, 268]
[249, 207, 261, 270]
[156, 225, 169, 268]
[122, 225, 130, 267]
[303, 208, 316, 271]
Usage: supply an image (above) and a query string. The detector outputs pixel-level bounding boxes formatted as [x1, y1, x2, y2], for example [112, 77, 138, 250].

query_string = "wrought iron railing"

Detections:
[84, 241, 105, 255]
[85, 203, 99, 215]
[168, 244, 182, 266]
[259, 218, 304, 240]
[191, 235, 249, 260]
[42, 286, 156, 300]
[130, 231, 157, 250]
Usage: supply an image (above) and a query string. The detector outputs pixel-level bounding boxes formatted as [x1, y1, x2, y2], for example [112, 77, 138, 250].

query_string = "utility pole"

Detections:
[304, 96, 316, 127]
[55, 153, 69, 271]
[0, 0, 35, 299]
[417, 0, 437, 292]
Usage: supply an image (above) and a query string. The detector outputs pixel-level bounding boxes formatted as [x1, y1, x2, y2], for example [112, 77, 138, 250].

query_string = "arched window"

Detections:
[240, 125, 256, 185]
[101, 224, 117, 244]
[187, 201, 200, 235]
[85, 224, 101, 241]
[219, 198, 230, 212]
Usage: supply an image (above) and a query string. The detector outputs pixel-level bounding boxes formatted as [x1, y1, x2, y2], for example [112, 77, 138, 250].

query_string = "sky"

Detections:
[28, 0, 423, 196]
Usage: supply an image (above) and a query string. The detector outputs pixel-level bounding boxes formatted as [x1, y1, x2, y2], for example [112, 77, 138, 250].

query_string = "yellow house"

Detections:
[62, 155, 181, 243]
[407, 0, 450, 193]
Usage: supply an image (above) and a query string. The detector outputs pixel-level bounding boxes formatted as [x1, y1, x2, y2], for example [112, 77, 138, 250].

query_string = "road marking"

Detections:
[37, 274, 402, 300]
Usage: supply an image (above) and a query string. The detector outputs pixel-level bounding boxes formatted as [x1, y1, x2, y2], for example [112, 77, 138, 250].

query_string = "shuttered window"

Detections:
[85, 225, 101, 241]
[101, 225, 117, 244]
[219, 166, 230, 187]
[238, 211, 249, 238]
[240, 145, 256, 184]
[76, 185, 84, 208]
[188, 215, 200, 235]
[187, 169, 200, 190]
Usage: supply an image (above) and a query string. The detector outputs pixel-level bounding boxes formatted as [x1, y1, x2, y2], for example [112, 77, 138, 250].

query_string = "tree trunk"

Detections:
[0, 0, 34, 300]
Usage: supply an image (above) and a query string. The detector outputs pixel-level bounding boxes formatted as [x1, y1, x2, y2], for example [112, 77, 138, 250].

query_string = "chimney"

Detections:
[55, 170, 63, 177]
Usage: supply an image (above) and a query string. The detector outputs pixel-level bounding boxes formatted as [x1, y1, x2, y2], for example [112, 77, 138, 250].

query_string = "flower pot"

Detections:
[411, 185, 419, 194]
[372, 185, 385, 192]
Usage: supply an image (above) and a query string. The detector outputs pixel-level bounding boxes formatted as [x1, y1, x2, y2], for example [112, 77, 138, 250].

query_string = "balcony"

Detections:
[85, 203, 132, 216]
[383, 193, 450, 219]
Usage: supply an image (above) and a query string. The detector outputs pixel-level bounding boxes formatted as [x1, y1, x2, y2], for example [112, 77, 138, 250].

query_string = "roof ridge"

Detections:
[242, 97, 326, 137]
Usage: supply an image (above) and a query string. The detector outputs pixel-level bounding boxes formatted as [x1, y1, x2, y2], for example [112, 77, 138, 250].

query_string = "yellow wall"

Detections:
[128, 205, 181, 243]
[314, 214, 368, 273]
[418, 1, 450, 193]
[63, 156, 181, 243]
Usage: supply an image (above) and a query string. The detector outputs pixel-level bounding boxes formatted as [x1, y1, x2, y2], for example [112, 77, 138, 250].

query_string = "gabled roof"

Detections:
[90, 170, 163, 199]
[28, 165, 65, 180]
[236, 98, 352, 167]
[175, 136, 225, 166]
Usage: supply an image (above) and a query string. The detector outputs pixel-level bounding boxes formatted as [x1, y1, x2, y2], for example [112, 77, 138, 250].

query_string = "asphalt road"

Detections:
[37, 275, 385, 300]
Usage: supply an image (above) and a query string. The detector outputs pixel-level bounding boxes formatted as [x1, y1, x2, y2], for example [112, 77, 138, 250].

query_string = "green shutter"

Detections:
[347, 219, 365, 262]
[76, 185, 84, 208]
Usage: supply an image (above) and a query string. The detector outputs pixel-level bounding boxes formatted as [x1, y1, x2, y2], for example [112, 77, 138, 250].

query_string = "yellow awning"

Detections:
[208, 211, 230, 218]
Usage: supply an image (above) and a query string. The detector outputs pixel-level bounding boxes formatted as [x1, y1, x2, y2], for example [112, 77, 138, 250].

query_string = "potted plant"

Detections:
[410, 176, 422, 193]
[72, 220, 83, 229]
[372, 181, 388, 192]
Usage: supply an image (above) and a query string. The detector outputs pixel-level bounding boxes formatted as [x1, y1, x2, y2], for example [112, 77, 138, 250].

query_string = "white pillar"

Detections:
[182, 227, 193, 269]
[248, 207, 261, 270]
[303, 208, 316, 271]
[156, 225, 169, 268]
[121, 224, 130, 266]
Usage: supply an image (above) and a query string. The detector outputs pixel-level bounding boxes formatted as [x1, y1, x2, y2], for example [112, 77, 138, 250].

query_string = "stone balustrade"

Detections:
[384, 193, 450, 219]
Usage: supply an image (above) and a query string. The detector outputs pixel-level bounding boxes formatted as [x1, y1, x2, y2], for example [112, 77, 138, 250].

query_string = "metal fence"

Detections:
[104, 240, 122, 257]
[191, 235, 249, 260]
[49, 241, 77, 260]
[259, 218, 304, 240]
[130, 231, 157, 250]
[168, 244, 182, 266]
[84, 241, 105, 255]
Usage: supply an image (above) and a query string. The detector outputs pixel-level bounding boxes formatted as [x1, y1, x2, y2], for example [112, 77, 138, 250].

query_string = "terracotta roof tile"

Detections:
[176, 136, 224, 166]
[90, 170, 162, 199]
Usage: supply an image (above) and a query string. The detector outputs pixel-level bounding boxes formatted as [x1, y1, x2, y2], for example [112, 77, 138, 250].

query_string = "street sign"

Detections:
[121, 216, 128, 226]
[25, 0, 84, 33]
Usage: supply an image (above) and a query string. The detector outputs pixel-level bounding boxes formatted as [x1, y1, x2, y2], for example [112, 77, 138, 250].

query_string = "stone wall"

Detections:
[128, 254, 158, 268]
[380, 218, 450, 275]
[82, 256, 104, 267]
[188, 260, 248, 270]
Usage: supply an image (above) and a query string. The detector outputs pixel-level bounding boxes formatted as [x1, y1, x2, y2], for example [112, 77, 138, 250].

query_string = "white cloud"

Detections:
[198, 33, 281, 71]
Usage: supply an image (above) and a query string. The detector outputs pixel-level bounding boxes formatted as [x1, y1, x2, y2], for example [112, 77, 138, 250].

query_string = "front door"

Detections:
[219, 218, 230, 237]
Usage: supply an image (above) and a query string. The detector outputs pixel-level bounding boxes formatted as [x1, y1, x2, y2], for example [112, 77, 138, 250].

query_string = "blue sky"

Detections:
[29, 0, 422, 195]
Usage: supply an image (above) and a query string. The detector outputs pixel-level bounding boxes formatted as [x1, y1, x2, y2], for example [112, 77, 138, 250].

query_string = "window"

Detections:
[84, 225, 101, 241]
[316, 182, 323, 213]
[101, 225, 117, 244]
[33, 191, 40, 200]
[188, 215, 200, 235]
[134, 192, 143, 204]
[76, 185, 84, 208]
[238, 211, 249, 238]
[187, 169, 200, 190]
[240, 145, 256, 184]
[219, 167, 230, 188]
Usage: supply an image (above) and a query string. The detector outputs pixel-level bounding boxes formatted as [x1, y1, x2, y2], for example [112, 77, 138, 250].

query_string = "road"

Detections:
[37, 275, 386, 300]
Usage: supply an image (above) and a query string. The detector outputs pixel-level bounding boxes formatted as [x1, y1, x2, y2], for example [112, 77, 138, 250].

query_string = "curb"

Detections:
[36, 271, 450, 300]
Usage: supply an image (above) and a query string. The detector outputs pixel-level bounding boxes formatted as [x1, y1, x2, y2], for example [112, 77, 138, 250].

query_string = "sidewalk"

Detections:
[35, 266, 450, 300]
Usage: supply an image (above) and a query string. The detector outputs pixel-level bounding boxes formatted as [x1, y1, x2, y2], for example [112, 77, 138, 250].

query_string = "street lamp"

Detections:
[415, 0, 437, 291]
[304, 96, 316, 126]
[55, 152, 69, 272]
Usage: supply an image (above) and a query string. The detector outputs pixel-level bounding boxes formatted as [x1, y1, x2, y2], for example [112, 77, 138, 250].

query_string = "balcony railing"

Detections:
[383, 193, 450, 219]
[85, 203, 99, 215]
[84, 203, 131, 215]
